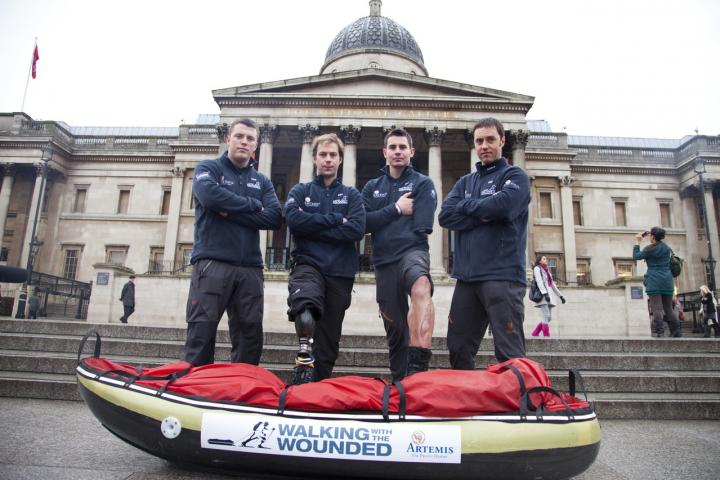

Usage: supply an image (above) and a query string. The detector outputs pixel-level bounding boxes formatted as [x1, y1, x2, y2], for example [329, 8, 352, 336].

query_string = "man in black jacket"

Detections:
[439, 117, 531, 368]
[362, 128, 437, 381]
[182, 118, 282, 366]
[119, 275, 135, 323]
[285, 133, 366, 384]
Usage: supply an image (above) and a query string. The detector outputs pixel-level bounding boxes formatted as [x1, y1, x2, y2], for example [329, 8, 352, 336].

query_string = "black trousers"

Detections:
[120, 305, 134, 322]
[374, 250, 432, 382]
[447, 280, 526, 370]
[183, 259, 264, 366]
[288, 264, 354, 381]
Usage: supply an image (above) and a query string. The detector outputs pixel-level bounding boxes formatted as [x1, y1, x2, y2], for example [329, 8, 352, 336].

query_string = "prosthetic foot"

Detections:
[291, 309, 316, 385]
[406, 347, 432, 377]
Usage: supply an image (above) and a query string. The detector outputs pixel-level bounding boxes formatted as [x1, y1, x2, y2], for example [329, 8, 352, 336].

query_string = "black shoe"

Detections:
[291, 353, 315, 385]
[406, 347, 432, 377]
[120, 318, 128, 324]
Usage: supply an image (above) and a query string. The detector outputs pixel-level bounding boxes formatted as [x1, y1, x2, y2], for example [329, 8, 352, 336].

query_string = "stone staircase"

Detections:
[1, 317, 719, 420]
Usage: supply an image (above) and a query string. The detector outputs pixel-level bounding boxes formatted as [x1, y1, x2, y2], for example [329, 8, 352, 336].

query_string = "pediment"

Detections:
[213, 69, 533, 104]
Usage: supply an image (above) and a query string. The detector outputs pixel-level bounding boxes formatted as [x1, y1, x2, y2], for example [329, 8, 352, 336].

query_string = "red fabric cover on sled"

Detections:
[81, 356, 586, 416]
[283, 376, 387, 412]
[383, 358, 556, 417]
[83, 357, 285, 405]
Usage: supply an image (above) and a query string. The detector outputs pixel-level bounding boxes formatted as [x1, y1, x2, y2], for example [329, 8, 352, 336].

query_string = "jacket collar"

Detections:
[475, 157, 508, 176]
[221, 151, 256, 172]
[313, 175, 342, 188]
[381, 163, 414, 181]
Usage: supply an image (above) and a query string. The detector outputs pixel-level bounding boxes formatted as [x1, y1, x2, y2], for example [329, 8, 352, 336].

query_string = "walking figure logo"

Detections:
[240, 421, 274, 449]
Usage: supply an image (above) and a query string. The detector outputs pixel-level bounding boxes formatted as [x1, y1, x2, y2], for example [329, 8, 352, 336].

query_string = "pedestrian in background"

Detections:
[530, 255, 565, 337]
[699, 285, 720, 338]
[633, 227, 681, 337]
[119, 275, 135, 324]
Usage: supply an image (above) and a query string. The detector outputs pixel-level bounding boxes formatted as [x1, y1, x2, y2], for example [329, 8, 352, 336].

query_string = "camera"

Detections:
[641, 231, 649, 237]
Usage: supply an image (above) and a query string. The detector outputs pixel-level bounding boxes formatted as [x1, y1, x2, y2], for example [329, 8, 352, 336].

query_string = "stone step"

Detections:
[3, 332, 719, 372]
[1, 371, 718, 420]
[2, 350, 719, 395]
[3, 318, 720, 353]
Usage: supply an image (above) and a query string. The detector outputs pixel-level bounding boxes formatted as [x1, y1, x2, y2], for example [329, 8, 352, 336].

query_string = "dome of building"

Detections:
[320, 1, 427, 76]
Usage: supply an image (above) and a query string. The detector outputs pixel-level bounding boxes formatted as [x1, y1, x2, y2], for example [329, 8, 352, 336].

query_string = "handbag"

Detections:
[528, 278, 543, 303]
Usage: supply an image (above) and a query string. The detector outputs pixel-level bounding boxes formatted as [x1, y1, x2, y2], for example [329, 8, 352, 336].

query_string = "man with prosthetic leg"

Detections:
[285, 133, 366, 385]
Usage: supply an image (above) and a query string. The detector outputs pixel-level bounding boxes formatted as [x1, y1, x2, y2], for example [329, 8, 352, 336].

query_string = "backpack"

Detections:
[669, 249, 683, 277]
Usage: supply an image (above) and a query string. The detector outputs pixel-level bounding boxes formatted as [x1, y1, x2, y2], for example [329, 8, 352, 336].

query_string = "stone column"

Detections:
[425, 127, 445, 277]
[559, 175, 577, 285]
[20, 164, 48, 269]
[340, 125, 361, 187]
[258, 124, 277, 178]
[0, 164, 16, 245]
[299, 124, 318, 183]
[258, 125, 277, 266]
[163, 167, 185, 269]
[216, 123, 229, 154]
[705, 186, 720, 283]
[510, 129, 529, 170]
[464, 129, 479, 172]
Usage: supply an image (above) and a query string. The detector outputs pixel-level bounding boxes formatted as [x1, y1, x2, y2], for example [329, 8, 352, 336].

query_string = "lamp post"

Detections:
[694, 157, 716, 292]
[15, 145, 51, 318]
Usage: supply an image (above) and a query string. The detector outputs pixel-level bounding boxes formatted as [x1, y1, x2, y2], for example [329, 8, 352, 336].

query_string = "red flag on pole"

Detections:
[31, 45, 39, 79]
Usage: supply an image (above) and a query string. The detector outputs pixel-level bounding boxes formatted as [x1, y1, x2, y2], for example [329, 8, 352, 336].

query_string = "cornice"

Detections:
[169, 145, 218, 154]
[215, 96, 531, 113]
[570, 164, 677, 176]
[59, 213, 168, 222]
[69, 154, 175, 163]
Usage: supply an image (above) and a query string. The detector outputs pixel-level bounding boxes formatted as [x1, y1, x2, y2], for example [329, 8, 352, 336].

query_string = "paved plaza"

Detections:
[0, 398, 718, 480]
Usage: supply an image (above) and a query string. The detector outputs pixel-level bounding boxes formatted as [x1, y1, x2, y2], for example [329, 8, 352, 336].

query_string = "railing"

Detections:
[265, 248, 291, 271]
[145, 260, 191, 275]
[677, 290, 708, 334]
[29, 271, 92, 319]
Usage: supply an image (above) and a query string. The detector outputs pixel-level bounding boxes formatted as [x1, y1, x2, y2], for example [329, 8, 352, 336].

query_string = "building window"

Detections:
[538, 192, 553, 218]
[160, 189, 171, 215]
[614, 259, 635, 278]
[105, 246, 128, 266]
[117, 189, 131, 214]
[177, 244, 193, 272]
[659, 202, 672, 228]
[62, 248, 80, 279]
[537, 253, 562, 283]
[576, 259, 591, 286]
[149, 247, 164, 272]
[73, 187, 87, 213]
[614, 200, 627, 227]
[41, 183, 51, 214]
[572, 197, 583, 226]
[0, 247, 8, 262]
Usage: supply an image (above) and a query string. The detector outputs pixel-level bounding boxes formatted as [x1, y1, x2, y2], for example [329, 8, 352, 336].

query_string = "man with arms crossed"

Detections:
[183, 118, 282, 366]
[439, 117, 531, 369]
[363, 128, 437, 381]
[285, 133, 366, 384]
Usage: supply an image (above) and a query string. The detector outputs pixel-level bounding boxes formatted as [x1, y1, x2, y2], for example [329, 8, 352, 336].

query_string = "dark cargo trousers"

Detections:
[287, 264, 354, 381]
[183, 259, 264, 366]
[447, 280, 526, 369]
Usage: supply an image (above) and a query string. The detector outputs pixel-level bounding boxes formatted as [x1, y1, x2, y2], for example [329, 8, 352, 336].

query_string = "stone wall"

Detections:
[88, 266, 650, 338]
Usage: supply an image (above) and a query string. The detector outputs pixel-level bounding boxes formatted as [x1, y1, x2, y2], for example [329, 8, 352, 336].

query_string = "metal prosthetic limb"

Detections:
[291, 309, 316, 385]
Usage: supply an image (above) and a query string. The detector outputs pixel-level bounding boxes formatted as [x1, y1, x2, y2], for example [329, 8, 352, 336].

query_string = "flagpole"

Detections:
[20, 38, 37, 113]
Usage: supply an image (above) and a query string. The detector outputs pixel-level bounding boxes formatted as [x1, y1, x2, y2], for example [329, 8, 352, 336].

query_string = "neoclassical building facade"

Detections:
[1, 1, 719, 317]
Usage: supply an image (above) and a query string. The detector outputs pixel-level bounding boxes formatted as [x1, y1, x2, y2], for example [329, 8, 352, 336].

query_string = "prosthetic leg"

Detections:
[291, 309, 316, 385]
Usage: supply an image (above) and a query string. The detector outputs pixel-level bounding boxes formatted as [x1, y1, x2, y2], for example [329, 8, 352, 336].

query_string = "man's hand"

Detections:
[396, 192, 413, 215]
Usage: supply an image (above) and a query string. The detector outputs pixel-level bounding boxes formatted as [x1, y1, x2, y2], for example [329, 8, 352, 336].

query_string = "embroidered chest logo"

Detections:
[332, 195, 348, 205]
[481, 180, 496, 196]
[220, 176, 234, 186]
[304, 196, 320, 208]
[398, 182, 414, 193]
[373, 190, 388, 198]
[247, 179, 261, 190]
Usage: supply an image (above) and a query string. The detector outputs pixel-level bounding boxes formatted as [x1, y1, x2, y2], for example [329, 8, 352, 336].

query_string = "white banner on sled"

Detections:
[201, 412, 461, 464]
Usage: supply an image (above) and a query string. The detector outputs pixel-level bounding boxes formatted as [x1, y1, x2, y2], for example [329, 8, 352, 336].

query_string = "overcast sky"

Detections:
[1, 0, 718, 139]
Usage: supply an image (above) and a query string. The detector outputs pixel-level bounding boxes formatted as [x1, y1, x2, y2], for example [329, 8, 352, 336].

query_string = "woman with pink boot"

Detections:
[531, 255, 565, 337]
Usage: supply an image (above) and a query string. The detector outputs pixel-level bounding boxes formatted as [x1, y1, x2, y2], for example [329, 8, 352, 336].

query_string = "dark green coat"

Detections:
[633, 241, 674, 295]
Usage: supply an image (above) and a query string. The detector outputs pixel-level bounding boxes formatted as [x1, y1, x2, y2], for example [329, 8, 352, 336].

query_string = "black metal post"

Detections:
[15, 148, 49, 318]
[698, 170, 717, 292]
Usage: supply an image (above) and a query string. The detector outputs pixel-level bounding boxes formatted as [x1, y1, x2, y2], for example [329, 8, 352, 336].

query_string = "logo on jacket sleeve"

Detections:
[195, 171, 210, 181]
